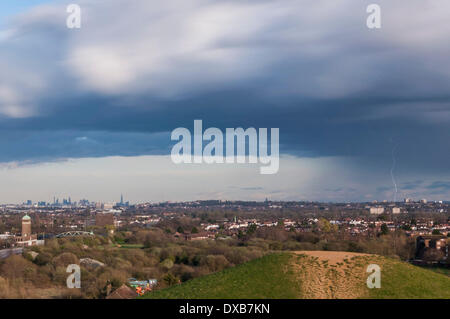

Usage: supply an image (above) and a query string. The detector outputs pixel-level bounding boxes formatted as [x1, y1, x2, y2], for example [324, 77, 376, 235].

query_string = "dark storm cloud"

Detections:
[0, 129, 169, 163]
[1, 0, 450, 178]
[376, 186, 390, 193]
[426, 181, 450, 191]
[401, 180, 423, 191]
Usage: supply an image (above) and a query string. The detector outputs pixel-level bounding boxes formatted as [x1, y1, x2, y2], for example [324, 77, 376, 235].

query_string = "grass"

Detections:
[141, 252, 450, 299]
[369, 260, 450, 299]
[422, 267, 450, 277]
[142, 253, 300, 299]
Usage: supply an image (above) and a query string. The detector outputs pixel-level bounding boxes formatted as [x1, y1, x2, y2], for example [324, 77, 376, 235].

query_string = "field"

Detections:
[143, 251, 450, 299]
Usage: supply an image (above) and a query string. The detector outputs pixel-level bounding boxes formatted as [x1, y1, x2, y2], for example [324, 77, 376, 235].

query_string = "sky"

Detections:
[1, 0, 450, 204]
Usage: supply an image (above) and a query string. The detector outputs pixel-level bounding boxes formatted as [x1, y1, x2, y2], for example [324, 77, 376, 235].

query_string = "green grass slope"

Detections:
[368, 258, 450, 299]
[142, 253, 299, 299]
[142, 252, 450, 299]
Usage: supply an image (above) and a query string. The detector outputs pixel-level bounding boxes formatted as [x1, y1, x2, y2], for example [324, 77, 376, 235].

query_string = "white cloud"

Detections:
[68, 46, 136, 93]
[0, 85, 34, 118]
[1, 0, 449, 117]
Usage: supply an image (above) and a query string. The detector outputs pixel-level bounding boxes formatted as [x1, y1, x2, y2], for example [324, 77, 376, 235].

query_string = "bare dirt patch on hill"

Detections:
[290, 251, 382, 299]
[294, 251, 371, 265]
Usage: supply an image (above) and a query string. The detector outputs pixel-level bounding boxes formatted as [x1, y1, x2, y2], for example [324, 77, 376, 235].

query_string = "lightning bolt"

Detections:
[390, 143, 398, 202]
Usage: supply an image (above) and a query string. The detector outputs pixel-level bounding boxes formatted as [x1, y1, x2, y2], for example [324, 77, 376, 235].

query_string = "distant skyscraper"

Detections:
[120, 194, 123, 205]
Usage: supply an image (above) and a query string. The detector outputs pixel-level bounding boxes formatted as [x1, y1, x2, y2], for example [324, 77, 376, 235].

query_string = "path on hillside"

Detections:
[290, 251, 375, 299]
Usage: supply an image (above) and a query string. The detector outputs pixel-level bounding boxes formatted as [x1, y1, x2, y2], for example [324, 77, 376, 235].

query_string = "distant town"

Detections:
[1, 197, 449, 245]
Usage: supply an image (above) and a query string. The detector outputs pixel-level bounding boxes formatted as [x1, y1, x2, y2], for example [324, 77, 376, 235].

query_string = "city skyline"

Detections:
[7, 192, 449, 207]
[11, 198, 449, 206]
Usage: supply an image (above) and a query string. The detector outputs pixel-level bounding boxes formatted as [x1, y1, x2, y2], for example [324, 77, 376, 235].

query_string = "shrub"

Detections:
[52, 252, 79, 267]
[34, 252, 52, 266]
[1, 255, 35, 280]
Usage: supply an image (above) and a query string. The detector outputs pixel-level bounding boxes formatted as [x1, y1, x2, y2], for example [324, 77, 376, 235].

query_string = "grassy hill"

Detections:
[142, 251, 450, 299]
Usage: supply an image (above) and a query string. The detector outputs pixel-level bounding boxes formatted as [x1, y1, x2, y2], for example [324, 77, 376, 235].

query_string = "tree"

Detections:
[1, 255, 35, 280]
[191, 227, 199, 234]
[204, 255, 230, 272]
[160, 258, 174, 270]
[432, 229, 441, 235]
[247, 224, 257, 235]
[176, 226, 184, 233]
[163, 273, 180, 286]
[34, 252, 52, 266]
[52, 252, 79, 267]
[380, 223, 389, 235]
[317, 218, 337, 233]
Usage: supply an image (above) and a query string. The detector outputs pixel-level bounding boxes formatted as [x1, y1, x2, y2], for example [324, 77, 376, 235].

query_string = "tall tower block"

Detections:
[22, 214, 31, 241]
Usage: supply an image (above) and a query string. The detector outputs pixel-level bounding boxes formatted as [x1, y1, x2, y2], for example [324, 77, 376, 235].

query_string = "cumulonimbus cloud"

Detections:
[0, 0, 450, 179]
